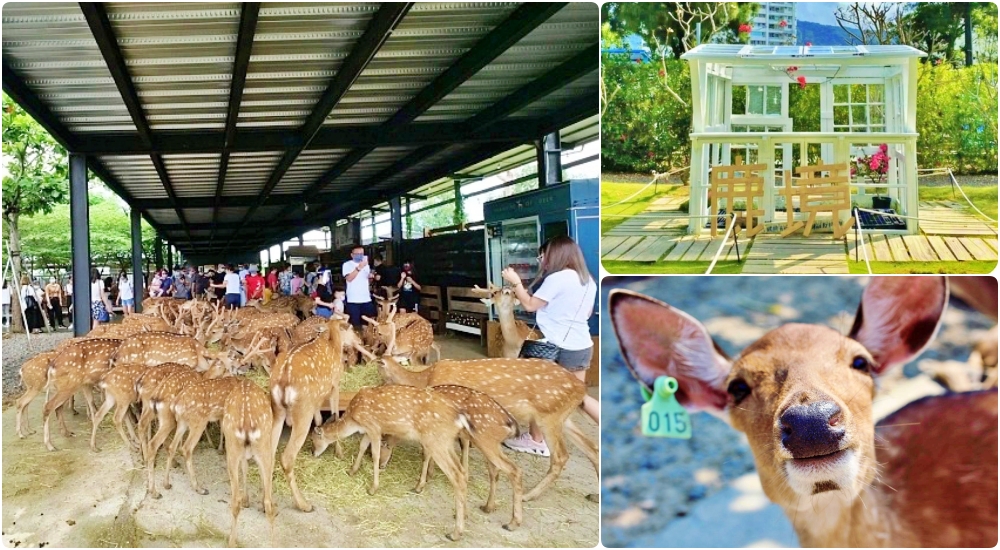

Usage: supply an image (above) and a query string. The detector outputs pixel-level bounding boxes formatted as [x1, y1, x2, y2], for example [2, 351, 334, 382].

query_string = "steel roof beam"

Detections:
[79, 2, 194, 247]
[210, 2, 260, 247]
[221, 3, 413, 254]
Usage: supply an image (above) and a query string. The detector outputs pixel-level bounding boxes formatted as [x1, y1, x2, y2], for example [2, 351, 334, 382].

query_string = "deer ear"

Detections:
[609, 290, 731, 411]
[849, 277, 948, 374]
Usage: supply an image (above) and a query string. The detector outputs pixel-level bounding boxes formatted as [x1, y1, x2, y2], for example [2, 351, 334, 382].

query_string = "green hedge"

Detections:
[602, 56, 998, 175]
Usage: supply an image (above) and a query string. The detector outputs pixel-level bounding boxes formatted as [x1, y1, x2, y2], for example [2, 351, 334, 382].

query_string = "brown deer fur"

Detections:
[222, 379, 276, 547]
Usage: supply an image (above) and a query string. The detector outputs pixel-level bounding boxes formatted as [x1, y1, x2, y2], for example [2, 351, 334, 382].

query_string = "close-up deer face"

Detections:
[610, 277, 948, 513]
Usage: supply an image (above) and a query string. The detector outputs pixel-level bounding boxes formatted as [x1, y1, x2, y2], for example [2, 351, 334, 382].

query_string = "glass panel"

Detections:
[856, 106, 869, 126]
[833, 105, 850, 126]
[732, 85, 747, 115]
[851, 125, 869, 133]
[748, 86, 765, 115]
[500, 219, 540, 283]
[870, 104, 885, 126]
[732, 125, 748, 132]
[868, 84, 884, 103]
[833, 85, 848, 103]
[765, 85, 782, 115]
[850, 84, 866, 105]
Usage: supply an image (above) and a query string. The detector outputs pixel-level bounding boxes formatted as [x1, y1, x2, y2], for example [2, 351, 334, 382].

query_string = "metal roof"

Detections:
[682, 44, 926, 62]
[2, 2, 598, 260]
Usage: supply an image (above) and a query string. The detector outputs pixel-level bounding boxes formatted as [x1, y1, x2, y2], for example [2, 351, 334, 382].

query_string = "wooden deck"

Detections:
[602, 196, 997, 272]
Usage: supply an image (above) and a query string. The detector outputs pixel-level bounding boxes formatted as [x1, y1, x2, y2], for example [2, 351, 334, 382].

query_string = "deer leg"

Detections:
[114, 402, 139, 451]
[56, 401, 73, 437]
[90, 394, 116, 452]
[270, 406, 287, 460]
[241, 454, 249, 508]
[145, 410, 176, 499]
[79, 385, 97, 421]
[163, 419, 189, 491]
[523, 414, 570, 502]
[379, 436, 396, 470]
[281, 417, 314, 512]
[42, 386, 77, 451]
[461, 436, 471, 481]
[368, 430, 383, 495]
[16, 386, 42, 437]
[255, 445, 277, 548]
[414, 448, 432, 494]
[564, 417, 599, 502]
[136, 403, 154, 453]
[181, 420, 210, 495]
[350, 434, 371, 476]
[202, 425, 216, 449]
[482, 443, 523, 530]
[433, 447, 466, 542]
[217, 428, 225, 455]
[225, 435, 243, 548]
[328, 392, 343, 458]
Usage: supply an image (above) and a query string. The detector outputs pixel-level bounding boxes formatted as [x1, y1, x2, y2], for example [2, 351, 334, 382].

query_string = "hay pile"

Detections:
[241, 361, 383, 393]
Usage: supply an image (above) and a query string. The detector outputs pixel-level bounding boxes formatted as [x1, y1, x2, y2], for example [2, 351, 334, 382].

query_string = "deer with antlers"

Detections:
[608, 277, 997, 547]
[311, 384, 469, 541]
[377, 356, 599, 502]
[474, 283, 541, 358]
[364, 303, 439, 366]
[113, 331, 213, 370]
[269, 317, 344, 512]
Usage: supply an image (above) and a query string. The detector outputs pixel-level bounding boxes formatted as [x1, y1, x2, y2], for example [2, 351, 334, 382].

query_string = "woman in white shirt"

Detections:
[116, 270, 135, 315]
[2, 280, 10, 328]
[91, 269, 114, 327]
[500, 235, 599, 456]
[19, 276, 45, 333]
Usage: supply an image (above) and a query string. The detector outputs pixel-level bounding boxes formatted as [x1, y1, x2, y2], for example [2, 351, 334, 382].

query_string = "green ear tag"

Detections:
[640, 376, 692, 439]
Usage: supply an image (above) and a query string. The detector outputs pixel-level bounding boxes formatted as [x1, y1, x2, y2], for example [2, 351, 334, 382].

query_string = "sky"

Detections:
[794, 2, 844, 24]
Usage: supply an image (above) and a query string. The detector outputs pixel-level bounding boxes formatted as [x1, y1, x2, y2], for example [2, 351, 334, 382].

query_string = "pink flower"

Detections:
[805, 41, 812, 47]
[879, 143, 888, 153]
[779, 20, 788, 28]
[738, 23, 753, 34]
[869, 158, 880, 171]
[796, 75, 807, 89]
[850, 166, 857, 177]
[786, 66, 798, 73]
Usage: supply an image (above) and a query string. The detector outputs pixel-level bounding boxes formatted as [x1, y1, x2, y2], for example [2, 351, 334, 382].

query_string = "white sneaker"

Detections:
[503, 433, 550, 457]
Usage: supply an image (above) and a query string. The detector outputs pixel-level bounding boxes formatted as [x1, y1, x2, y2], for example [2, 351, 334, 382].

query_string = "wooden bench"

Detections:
[445, 286, 489, 342]
[418, 285, 445, 333]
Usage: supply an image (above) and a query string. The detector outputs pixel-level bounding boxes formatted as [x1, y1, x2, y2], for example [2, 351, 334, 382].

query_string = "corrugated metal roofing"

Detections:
[2, 1, 598, 260]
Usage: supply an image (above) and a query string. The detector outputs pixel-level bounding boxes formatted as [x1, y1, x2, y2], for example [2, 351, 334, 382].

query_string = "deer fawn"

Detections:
[609, 277, 998, 547]
[42, 338, 123, 451]
[310, 384, 469, 541]
[269, 317, 343, 512]
[90, 362, 148, 452]
[223, 379, 276, 547]
[378, 356, 599, 502]
[475, 283, 541, 358]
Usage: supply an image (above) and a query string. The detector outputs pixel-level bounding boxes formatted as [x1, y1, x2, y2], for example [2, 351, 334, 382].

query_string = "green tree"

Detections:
[2, 92, 68, 333]
[412, 201, 456, 235]
[603, 2, 759, 59]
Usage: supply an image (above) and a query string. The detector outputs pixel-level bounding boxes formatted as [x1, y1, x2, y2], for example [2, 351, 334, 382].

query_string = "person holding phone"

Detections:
[397, 260, 421, 313]
[342, 244, 376, 328]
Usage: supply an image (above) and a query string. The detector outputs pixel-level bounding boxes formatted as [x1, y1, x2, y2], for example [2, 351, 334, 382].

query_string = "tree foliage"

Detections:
[2, 94, 68, 221]
[603, 2, 759, 59]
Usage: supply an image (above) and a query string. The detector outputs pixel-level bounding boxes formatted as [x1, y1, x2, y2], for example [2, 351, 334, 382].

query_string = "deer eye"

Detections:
[727, 379, 751, 404]
[851, 356, 870, 371]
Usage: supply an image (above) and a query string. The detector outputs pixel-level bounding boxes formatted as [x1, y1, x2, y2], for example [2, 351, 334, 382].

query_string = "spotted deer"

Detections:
[269, 317, 343, 512]
[222, 379, 276, 547]
[15, 350, 61, 438]
[310, 384, 469, 541]
[474, 283, 541, 358]
[139, 360, 234, 499]
[364, 306, 439, 365]
[608, 277, 998, 547]
[113, 331, 212, 370]
[381, 384, 524, 530]
[378, 356, 599, 502]
[90, 362, 148, 452]
[42, 338, 123, 451]
[292, 317, 375, 368]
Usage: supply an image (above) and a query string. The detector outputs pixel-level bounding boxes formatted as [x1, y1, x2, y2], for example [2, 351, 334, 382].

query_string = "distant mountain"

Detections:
[797, 21, 852, 46]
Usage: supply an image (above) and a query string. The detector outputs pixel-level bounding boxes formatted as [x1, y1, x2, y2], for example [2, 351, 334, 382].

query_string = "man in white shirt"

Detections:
[342, 245, 376, 328]
[238, 264, 249, 306]
[211, 264, 243, 309]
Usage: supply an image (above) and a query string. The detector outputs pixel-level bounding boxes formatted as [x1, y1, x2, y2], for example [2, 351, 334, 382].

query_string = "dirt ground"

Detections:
[2, 333, 599, 548]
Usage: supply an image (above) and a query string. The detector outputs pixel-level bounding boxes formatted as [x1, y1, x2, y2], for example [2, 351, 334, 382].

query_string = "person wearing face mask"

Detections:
[342, 245, 376, 328]
[312, 268, 336, 319]
[397, 260, 421, 313]
[21, 275, 45, 333]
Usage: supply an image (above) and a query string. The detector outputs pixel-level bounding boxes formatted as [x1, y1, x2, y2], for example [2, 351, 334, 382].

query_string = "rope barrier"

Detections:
[603, 165, 690, 209]
[706, 214, 737, 275]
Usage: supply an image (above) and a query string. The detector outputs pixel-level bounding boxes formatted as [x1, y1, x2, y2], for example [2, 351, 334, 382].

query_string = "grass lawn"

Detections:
[847, 259, 997, 274]
[919, 185, 998, 220]
[601, 181, 686, 235]
[602, 260, 743, 274]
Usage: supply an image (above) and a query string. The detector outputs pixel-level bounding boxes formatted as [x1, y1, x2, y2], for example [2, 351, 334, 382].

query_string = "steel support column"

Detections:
[390, 196, 403, 242]
[69, 154, 91, 336]
[154, 236, 163, 269]
[166, 244, 173, 271]
[130, 208, 143, 313]
[536, 131, 562, 188]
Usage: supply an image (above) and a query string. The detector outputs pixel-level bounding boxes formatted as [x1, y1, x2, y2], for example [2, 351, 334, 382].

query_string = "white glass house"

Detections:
[680, 44, 926, 235]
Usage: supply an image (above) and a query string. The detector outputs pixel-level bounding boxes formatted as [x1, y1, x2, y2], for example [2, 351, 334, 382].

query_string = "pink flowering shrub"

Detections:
[854, 144, 890, 184]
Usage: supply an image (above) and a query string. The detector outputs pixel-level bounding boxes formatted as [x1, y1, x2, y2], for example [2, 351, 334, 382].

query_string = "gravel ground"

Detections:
[599, 276, 996, 547]
[2, 329, 75, 402]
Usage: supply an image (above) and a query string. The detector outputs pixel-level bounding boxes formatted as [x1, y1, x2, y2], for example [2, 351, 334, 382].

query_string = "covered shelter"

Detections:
[2, 2, 598, 334]
[681, 44, 925, 235]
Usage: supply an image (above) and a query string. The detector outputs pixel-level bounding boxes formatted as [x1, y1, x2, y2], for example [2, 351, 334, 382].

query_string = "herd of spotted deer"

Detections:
[13, 285, 598, 546]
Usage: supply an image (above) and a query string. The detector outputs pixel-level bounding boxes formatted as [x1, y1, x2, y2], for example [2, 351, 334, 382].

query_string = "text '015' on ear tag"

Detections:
[640, 376, 692, 439]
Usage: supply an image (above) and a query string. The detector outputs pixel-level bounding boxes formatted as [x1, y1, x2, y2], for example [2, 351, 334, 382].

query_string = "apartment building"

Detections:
[749, 2, 797, 46]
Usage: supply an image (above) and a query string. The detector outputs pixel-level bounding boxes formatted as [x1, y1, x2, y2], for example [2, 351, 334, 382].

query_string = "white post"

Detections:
[689, 60, 707, 235]
[905, 58, 919, 234]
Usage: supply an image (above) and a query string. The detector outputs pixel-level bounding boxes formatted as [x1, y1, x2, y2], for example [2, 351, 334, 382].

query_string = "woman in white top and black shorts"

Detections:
[500, 235, 599, 456]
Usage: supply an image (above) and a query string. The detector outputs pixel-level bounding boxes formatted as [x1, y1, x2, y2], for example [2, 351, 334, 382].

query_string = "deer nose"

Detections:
[779, 401, 845, 459]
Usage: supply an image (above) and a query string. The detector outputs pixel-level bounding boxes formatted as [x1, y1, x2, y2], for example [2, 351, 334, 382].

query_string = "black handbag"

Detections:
[517, 283, 589, 361]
